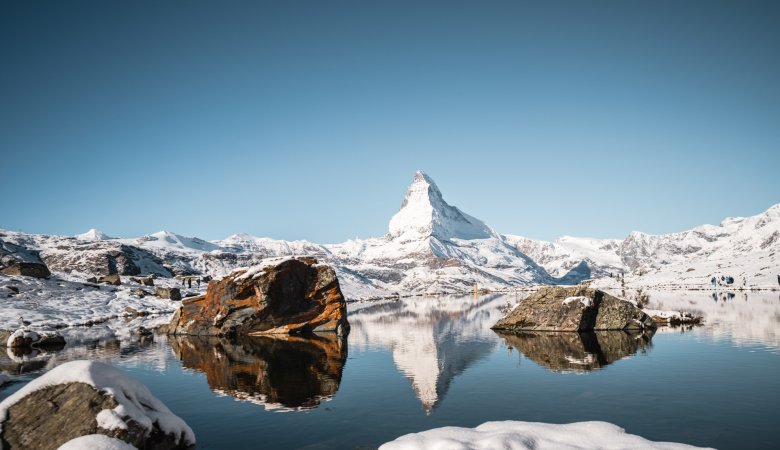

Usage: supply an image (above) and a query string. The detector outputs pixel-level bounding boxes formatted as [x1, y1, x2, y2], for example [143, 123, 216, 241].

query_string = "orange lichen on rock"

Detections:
[169, 258, 349, 336]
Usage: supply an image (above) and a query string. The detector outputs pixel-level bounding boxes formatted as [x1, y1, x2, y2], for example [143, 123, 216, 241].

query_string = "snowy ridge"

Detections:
[506, 203, 780, 287]
[2, 172, 777, 299]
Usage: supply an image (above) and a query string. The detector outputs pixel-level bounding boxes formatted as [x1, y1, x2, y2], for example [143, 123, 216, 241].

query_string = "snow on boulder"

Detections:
[58, 434, 137, 450]
[169, 257, 349, 336]
[379, 420, 712, 450]
[5, 328, 65, 349]
[492, 286, 656, 332]
[0, 360, 195, 450]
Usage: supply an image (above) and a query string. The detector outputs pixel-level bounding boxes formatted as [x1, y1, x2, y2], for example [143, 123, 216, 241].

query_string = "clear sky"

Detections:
[2, 0, 778, 243]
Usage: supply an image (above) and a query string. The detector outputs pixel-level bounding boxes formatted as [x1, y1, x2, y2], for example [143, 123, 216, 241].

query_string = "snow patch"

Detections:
[562, 296, 593, 308]
[379, 420, 712, 450]
[57, 434, 137, 450]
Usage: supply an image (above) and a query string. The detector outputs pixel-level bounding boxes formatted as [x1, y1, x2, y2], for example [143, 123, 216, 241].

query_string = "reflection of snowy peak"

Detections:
[348, 295, 505, 413]
[389, 171, 493, 242]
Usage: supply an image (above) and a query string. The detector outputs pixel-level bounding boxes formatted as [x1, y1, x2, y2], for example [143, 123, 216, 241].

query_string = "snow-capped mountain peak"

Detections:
[75, 229, 112, 241]
[137, 230, 220, 253]
[388, 171, 494, 242]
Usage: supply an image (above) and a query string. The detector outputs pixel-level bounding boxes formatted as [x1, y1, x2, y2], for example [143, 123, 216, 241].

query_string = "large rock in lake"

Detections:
[492, 286, 655, 332]
[169, 257, 349, 336]
[0, 360, 195, 450]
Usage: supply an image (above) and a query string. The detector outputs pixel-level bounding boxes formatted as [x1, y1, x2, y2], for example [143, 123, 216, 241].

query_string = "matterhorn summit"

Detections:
[388, 171, 494, 242]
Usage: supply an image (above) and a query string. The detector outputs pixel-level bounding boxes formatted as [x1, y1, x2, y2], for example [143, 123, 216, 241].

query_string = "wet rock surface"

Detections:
[169, 258, 349, 336]
[170, 333, 347, 410]
[496, 329, 654, 372]
[492, 286, 655, 332]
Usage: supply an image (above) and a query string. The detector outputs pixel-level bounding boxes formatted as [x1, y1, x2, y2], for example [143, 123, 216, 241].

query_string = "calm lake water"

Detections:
[2, 290, 780, 449]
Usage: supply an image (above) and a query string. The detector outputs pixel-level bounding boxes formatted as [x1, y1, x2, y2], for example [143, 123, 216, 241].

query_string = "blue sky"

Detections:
[2, 0, 778, 243]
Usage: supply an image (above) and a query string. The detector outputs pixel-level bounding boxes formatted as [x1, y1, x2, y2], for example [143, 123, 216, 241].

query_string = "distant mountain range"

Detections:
[2, 171, 778, 297]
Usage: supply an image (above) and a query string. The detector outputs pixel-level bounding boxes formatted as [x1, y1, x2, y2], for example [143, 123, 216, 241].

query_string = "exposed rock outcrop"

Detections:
[0, 360, 195, 450]
[492, 286, 655, 332]
[171, 333, 347, 410]
[155, 287, 182, 301]
[98, 274, 121, 285]
[169, 258, 349, 336]
[0, 262, 51, 279]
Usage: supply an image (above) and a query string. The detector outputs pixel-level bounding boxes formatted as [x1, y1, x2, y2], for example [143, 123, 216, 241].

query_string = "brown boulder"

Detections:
[1, 262, 50, 279]
[155, 287, 182, 301]
[169, 258, 349, 336]
[492, 286, 655, 332]
[98, 274, 121, 286]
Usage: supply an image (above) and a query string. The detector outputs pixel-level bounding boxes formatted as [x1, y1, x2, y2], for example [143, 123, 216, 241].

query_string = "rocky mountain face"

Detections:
[2, 172, 777, 297]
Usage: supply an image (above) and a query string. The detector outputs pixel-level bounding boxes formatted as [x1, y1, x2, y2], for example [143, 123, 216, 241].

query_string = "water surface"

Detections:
[2, 291, 779, 449]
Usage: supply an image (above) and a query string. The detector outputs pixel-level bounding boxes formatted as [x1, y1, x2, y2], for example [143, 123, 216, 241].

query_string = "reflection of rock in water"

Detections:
[496, 330, 653, 372]
[170, 333, 347, 411]
[348, 295, 507, 413]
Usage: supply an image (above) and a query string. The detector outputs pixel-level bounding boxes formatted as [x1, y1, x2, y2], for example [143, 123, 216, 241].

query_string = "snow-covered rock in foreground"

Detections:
[0, 360, 194, 449]
[58, 434, 137, 450]
[379, 420, 711, 450]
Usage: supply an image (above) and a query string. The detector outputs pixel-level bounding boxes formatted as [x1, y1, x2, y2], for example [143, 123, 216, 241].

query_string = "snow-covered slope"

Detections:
[75, 229, 113, 241]
[506, 204, 780, 288]
[388, 171, 493, 242]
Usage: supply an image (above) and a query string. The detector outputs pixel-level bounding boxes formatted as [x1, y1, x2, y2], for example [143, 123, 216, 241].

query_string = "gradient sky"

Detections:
[2, 0, 779, 243]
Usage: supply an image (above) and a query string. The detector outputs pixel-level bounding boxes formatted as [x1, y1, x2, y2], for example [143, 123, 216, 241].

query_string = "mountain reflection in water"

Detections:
[170, 333, 347, 411]
[348, 294, 510, 413]
[495, 330, 654, 372]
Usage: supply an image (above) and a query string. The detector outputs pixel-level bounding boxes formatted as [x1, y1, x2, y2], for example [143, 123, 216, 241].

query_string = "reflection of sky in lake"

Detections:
[1, 291, 779, 449]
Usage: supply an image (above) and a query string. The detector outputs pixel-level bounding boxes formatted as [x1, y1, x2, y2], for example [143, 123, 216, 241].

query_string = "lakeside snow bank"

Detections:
[380, 420, 712, 450]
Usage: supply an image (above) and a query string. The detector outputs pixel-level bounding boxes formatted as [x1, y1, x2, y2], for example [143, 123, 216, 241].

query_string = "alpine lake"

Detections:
[2, 289, 779, 449]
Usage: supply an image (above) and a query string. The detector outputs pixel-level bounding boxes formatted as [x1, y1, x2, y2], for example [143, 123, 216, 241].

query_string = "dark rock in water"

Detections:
[1, 262, 51, 279]
[4, 330, 65, 350]
[0, 361, 194, 450]
[495, 329, 654, 372]
[5, 286, 19, 294]
[492, 286, 655, 332]
[169, 258, 349, 337]
[156, 287, 182, 301]
[170, 333, 347, 410]
[139, 276, 155, 286]
[98, 274, 121, 286]
[86, 277, 98, 284]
